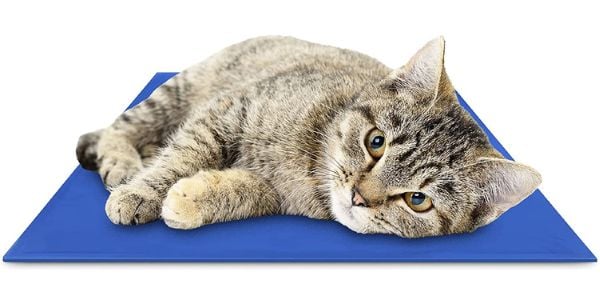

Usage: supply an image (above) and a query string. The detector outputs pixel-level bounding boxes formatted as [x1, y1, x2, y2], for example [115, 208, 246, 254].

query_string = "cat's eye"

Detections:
[404, 192, 433, 212]
[365, 128, 386, 159]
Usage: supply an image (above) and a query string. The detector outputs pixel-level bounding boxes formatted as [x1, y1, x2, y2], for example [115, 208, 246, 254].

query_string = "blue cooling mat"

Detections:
[4, 73, 596, 262]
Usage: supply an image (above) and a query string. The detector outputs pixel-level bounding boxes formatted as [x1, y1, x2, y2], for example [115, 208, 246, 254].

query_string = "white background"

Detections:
[1, 0, 598, 299]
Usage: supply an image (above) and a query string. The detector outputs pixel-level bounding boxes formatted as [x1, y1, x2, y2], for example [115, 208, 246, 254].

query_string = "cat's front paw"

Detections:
[161, 176, 210, 230]
[105, 184, 161, 225]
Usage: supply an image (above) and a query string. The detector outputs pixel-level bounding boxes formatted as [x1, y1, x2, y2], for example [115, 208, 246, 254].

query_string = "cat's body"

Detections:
[77, 36, 541, 237]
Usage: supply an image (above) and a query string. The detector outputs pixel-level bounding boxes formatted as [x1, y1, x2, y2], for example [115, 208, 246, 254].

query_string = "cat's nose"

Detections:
[352, 189, 368, 207]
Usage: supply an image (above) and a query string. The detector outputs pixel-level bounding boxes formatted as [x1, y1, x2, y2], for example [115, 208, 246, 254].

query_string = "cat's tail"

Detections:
[76, 129, 103, 170]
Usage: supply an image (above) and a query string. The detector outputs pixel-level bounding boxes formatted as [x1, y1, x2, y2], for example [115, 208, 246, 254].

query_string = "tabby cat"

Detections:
[76, 36, 541, 238]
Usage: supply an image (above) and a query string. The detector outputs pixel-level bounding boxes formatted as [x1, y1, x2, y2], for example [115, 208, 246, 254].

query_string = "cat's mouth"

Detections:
[328, 186, 374, 234]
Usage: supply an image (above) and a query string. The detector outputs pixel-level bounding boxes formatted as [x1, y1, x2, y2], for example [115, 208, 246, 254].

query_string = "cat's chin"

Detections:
[329, 187, 371, 234]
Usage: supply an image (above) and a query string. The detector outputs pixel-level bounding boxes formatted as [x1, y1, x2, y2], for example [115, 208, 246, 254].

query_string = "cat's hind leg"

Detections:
[76, 74, 195, 188]
[161, 169, 281, 229]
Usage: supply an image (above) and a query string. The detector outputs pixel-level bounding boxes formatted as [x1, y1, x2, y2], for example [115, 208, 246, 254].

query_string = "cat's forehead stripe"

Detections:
[389, 134, 408, 146]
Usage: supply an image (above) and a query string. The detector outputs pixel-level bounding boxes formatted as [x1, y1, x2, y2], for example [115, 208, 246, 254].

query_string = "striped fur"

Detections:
[76, 36, 541, 237]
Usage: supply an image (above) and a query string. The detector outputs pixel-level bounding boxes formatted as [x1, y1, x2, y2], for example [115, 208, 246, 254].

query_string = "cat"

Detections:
[76, 36, 541, 238]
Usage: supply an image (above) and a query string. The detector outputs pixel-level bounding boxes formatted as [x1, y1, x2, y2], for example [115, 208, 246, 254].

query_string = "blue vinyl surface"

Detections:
[3, 73, 596, 262]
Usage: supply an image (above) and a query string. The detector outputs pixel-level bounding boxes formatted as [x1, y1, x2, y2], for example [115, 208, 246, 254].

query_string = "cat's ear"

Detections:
[464, 157, 542, 228]
[386, 36, 456, 105]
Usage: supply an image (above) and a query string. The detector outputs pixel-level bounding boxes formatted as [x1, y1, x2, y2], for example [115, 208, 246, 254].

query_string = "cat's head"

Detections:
[325, 37, 541, 238]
